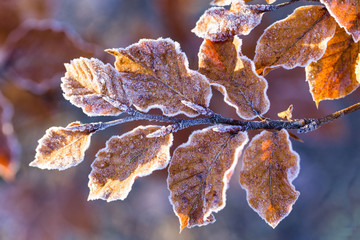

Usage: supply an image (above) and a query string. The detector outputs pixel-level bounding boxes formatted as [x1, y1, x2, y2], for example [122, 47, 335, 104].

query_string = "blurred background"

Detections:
[0, 0, 359, 239]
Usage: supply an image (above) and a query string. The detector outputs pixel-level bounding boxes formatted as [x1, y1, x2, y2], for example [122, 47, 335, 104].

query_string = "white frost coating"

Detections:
[167, 125, 248, 230]
[88, 125, 173, 202]
[254, 6, 337, 73]
[240, 130, 300, 228]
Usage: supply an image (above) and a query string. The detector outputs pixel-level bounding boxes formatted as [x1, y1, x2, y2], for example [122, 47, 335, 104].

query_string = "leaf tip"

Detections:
[105, 48, 118, 56]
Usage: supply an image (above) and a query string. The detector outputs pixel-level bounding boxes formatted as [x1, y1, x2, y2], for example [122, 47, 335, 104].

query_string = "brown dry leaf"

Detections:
[168, 126, 248, 231]
[106, 38, 212, 117]
[240, 130, 300, 228]
[61, 57, 130, 116]
[277, 104, 293, 121]
[0, 92, 19, 181]
[192, 0, 264, 41]
[0, 0, 21, 44]
[320, 0, 360, 42]
[199, 36, 270, 120]
[88, 125, 173, 202]
[306, 26, 360, 106]
[254, 6, 337, 75]
[30, 122, 95, 170]
[2, 20, 94, 94]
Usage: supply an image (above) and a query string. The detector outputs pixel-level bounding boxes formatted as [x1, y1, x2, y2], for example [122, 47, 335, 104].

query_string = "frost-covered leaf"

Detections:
[61, 57, 130, 116]
[320, 0, 360, 42]
[2, 20, 94, 93]
[306, 26, 360, 106]
[192, 0, 264, 41]
[240, 130, 300, 228]
[254, 6, 337, 75]
[199, 36, 269, 120]
[107, 38, 212, 117]
[168, 126, 248, 230]
[88, 126, 173, 202]
[30, 122, 96, 170]
[0, 92, 19, 181]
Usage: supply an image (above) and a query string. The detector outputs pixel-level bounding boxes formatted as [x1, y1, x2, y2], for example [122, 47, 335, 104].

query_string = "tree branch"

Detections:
[71, 101, 360, 136]
[248, 0, 321, 13]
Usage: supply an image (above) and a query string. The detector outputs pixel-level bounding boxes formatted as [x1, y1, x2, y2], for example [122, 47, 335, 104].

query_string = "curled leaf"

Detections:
[240, 130, 300, 228]
[168, 126, 248, 230]
[199, 36, 270, 119]
[30, 122, 95, 170]
[320, 0, 360, 42]
[0, 92, 19, 181]
[88, 126, 173, 202]
[107, 38, 212, 117]
[277, 104, 293, 121]
[305, 26, 360, 106]
[192, 0, 264, 41]
[254, 6, 337, 75]
[2, 20, 94, 93]
[61, 57, 130, 116]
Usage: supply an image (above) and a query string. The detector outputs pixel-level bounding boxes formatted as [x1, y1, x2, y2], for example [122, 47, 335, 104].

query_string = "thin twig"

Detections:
[73, 101, 360, 136]
[248, 0, 320, 13]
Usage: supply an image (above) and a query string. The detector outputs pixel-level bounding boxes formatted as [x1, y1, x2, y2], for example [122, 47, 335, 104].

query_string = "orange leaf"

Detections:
[240, 130, 300, 228]
[2, 20, 94, 93]
[305, 26, 360, 106]
[199, 36, 270, 119]
[106, 38, 212, 117]
[0, 92, 19, 181]
[320, 0, 360, 42]
[254, 6, 337, 75]
[168, 126, 248, 230]
[277, 104, 293, 121]
[192, 0, 263, 41]
[88, 126, 173, 202]
[30, 122, 95, 170]
[62, 57, 130, 116]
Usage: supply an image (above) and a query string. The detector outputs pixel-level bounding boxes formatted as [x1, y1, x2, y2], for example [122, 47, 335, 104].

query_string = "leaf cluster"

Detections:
[30, 0, 360, 230]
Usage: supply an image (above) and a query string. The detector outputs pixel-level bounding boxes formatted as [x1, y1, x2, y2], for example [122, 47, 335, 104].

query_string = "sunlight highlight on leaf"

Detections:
[30, 122, 95, 170]
[107, 38, 212, 117]
[254, 6, 337, 75]
[306, 26, 360, 106]
[199, 36, 270, 119]
[88, 126, 173, 202]
[168, 126, 248, 230]
[240, 130, 300, 228]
